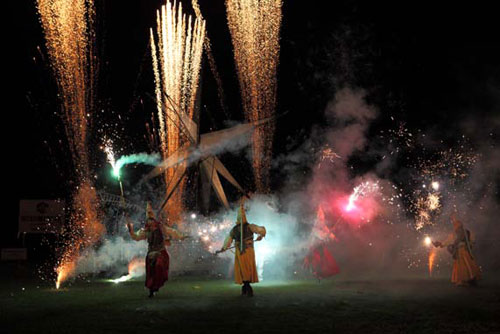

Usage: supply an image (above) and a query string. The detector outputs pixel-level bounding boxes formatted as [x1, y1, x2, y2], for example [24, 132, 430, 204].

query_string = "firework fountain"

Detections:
[150, 0, 206, 222]
[37, 0, 105, 289]
[226, 0, 283, 192]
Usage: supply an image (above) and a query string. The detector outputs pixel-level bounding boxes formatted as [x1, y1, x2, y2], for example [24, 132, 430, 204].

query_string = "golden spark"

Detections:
[37, 0, 104, 288]
[226, 0, 282, 192]
[150, 0, 205, 221]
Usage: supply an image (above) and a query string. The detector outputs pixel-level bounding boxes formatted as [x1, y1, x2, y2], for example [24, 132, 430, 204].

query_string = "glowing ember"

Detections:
[431, 181, 439, 191]
[226, 0, 282, 192]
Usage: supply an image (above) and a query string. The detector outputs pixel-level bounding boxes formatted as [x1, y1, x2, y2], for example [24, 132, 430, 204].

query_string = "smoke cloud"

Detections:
[73, 86, 499, 284]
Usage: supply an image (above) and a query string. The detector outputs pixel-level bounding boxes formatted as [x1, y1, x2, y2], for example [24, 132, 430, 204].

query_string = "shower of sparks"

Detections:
[318, 145, 341, 168]
[399, 133, 479, 231]
[226, 0, 282, 192]
[427, 193, 440, 211]
[345, 181, 379, 212]
[37, 0, 104, 288]
[428, 248, 437, 276]
[102, 141, 120, 178]
[150, 0, 205, 221]
[55, 182, 104, 289]
[414, 192, 441, 230]
[194, 219, 233, 251]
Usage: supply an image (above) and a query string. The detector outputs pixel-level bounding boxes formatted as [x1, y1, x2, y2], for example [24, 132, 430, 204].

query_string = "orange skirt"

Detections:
[234, 246, 259, 284]
[451, 247, 481, 285]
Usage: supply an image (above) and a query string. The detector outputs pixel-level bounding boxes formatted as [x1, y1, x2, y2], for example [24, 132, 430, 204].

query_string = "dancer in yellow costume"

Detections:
[219, 199, 266, 297]
[433, 214, 481, 286]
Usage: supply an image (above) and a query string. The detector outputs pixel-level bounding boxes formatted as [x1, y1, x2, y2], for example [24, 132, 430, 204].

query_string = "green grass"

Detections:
[1, 276, 499, 334]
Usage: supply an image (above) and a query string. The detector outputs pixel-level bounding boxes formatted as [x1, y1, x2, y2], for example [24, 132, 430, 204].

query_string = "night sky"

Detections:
[9, 0, 500, 247]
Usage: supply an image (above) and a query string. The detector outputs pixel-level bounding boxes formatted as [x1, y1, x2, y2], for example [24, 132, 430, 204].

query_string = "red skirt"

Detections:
[145, 249, 170, 290]
[303, 244, 340, 279]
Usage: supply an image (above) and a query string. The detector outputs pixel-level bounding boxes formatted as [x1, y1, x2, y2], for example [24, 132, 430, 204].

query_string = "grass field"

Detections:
[1, 274, 500, 334]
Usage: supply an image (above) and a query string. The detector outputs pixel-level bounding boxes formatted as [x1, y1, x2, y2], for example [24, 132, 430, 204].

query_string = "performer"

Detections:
[433, 214, 481, 286]
[303, 205, 340, 281]
[127, 202, 186, 297]
[218, 200, 266, 297]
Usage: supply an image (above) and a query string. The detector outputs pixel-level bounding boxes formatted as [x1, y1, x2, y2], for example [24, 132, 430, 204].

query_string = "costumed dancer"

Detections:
[303, 205, 340, 281]
[127, 202, 186, 297]
[218, 199, 266, 297]
[433, 214, 481, 286]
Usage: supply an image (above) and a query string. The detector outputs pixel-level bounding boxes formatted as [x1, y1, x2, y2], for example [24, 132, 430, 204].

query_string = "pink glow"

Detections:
[328, 193, 380, 226]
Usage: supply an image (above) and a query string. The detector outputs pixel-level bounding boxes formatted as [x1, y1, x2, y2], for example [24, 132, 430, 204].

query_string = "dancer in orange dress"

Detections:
[433, 214, 481, 286]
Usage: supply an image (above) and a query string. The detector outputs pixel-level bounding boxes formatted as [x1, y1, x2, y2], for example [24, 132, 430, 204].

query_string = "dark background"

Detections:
[7, 0, 500, 249]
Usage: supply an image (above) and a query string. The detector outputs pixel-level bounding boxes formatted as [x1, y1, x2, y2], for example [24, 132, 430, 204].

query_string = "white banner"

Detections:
[18, 199, 65, 233]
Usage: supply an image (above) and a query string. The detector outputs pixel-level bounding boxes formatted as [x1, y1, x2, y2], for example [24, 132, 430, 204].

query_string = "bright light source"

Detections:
[191, 213, 196, 219]
[424, 236, 432, 246]
[431, 181, 439, 191]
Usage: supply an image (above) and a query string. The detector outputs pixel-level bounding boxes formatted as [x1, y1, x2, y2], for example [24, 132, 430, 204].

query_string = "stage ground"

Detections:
[1, 275, 499, 333]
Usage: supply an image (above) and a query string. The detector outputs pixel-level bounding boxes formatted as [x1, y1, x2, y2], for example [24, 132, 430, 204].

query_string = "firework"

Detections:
[318, 145, 341, 168]
[103, 141, 118, 177]
[150, 0, 205, 221]
[428, 248, 437, 276]
[414, 191, 441, 230]
[194, 218, 233, 251]
[110, 258, 146, 284]
[345, 181, 380, 212]
[226, 0, 282, 192]
[37, 0, 104, 288]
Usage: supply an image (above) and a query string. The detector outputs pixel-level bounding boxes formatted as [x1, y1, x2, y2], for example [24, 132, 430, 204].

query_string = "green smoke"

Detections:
[112, 153, 161, 179]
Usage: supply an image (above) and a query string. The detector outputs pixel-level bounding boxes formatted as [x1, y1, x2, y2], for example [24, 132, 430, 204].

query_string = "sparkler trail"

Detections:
[37, 0, 104, 288]
[226, 0, 282, 192]
[150, 0, 205, 221]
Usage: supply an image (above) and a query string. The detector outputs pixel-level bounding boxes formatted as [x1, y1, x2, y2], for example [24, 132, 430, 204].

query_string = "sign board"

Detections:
[18, 200, 65, 234]
[1, 248, 27, 261]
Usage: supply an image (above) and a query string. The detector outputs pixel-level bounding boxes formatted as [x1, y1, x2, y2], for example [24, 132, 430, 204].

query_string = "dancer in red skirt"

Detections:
[303, 205, 340, 281]
[127, 202, 186, 297]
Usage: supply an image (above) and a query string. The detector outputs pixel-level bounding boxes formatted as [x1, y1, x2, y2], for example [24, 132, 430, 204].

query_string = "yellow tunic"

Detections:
[223, 223, 266, 284]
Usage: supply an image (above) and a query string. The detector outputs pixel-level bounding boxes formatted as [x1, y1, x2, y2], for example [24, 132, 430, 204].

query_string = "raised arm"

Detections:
[126, 218, 146, 241]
